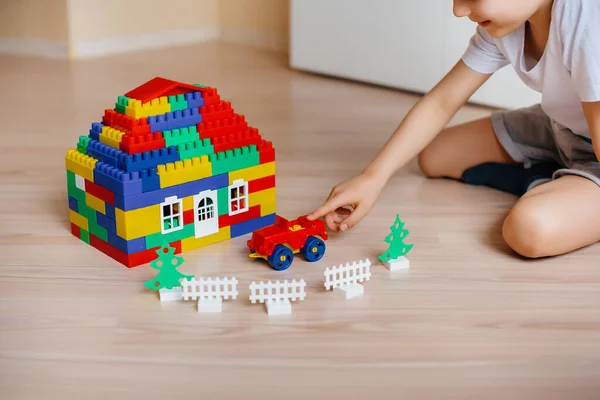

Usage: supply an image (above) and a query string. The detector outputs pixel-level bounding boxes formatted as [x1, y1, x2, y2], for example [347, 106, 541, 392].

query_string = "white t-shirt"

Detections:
[461, 0, 600, 137]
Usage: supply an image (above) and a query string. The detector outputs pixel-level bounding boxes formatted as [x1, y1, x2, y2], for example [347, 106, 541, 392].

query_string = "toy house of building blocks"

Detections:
[65, 77, 276, 267]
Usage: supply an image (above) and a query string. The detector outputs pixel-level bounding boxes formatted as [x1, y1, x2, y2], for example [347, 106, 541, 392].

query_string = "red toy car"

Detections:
[247, 214, 328, 270]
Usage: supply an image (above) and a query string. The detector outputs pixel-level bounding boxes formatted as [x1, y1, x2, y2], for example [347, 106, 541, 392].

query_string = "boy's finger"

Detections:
[307, 195, 347, 221]
[339, 204, 368, 231]
[325, 212, 339, 232]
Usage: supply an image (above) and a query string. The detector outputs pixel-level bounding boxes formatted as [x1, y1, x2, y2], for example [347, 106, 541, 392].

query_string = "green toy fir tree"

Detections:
[378, 215, 413, 262]
[144, 241, 193, 291]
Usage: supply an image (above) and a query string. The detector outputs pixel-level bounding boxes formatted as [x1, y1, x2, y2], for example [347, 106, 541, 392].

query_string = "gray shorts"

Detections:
[491, 104, 600, 188]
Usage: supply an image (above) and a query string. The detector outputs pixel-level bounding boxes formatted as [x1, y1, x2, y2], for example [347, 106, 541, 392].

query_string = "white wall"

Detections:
[290, 0, 541, 109]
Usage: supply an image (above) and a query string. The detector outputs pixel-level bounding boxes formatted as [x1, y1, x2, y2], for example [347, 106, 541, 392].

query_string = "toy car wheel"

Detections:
[301, 236, 326, 262]
[267, 245, 294, 271]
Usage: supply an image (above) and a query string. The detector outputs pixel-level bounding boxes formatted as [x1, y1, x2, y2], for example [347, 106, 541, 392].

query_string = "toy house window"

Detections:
[197, 197, 215, 221]
[228, 179, 248, 215]
[161, 196, 183, 234]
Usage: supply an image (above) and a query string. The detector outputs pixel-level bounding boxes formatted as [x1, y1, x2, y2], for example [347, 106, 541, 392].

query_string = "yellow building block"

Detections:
[126, 96, 171, 119]
[85, 192, 106, 214]
[228, 162, 276, 185]
[157, 156, 212, 188]
[181, 226, 231, 252]
[115, 204, 161, 240]
[99, 126, 125, 149]
[249, 187, 276, 212]
[69, 210, 89, 231]
[183, 196, 194, 211]
[65, 149, 97, 182]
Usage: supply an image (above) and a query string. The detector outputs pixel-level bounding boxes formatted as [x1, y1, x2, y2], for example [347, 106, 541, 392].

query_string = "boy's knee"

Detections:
[502, 200, 555, 258]
[418, 146, 440, 178]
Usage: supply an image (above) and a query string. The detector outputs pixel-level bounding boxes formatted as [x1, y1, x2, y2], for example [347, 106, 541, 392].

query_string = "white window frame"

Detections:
[228, 179, 249, 216]
[160, 195, 183, 234]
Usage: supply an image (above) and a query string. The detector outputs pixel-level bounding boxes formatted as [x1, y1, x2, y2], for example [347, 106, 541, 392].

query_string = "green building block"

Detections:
[66, 171, 86, 204]
[145, 223, 195, 249]
[193, 84, 206, 88]
[209, 145, 260, 176]
[163, 126, 200, 148]
[168, 94, 188, 112]
[89, 220, 108, 242]
[79, 228, 91, 244]
[177, 138, 215, 160]
[77, 136, 91, 155]
[115, 96, 130, 114]
[217, 186, 229, 216]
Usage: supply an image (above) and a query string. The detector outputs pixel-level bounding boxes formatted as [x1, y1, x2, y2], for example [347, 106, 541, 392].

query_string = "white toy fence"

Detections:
[249, 280, 306, 303]
[324, 259, 371, 290]
[180, 277, 238, 301]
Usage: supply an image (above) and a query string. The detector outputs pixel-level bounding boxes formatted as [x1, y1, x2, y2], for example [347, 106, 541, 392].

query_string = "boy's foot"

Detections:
[460, 161, 561, 196]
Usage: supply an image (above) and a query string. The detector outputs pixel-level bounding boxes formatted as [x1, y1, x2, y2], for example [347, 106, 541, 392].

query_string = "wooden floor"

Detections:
[1, 42, 599, 400]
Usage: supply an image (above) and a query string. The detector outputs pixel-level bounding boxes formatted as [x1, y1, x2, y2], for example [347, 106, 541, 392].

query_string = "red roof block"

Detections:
[103, 109, 150, 136]
[257, 140, 275, 164]
[120, 132, 166, 154]
[125, 77, 214, 104]
[211, 128, 262, 154]
[200, 101, 234, 123]
[197, 114, 248, 139]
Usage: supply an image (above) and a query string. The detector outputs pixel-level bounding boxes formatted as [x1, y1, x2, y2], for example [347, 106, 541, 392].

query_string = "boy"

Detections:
[307, 0, 600, 258]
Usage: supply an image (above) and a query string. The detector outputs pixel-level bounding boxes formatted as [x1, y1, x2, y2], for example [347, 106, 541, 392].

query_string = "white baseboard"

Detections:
[0, 38, 69, 59]
[219, 28, 289, 53]
[73, 27, 220, 58]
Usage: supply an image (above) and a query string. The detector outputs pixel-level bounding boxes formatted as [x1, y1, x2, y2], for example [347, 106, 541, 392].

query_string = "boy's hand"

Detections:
[307, 171, 386, 232]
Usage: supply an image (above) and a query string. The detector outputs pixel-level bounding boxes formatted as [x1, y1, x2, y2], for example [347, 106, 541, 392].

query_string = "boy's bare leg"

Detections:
[418, 117, 516, 179]
[503, 175, 600, 257]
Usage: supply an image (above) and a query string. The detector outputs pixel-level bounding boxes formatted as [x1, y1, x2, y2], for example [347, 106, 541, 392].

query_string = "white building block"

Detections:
[158, 287, 183, 301]
[197, 298, 222, 313]
[382, 256, 410, 271]
[266, 299, 292, 316]
[334, 283, 364, 299]
[75, 174, 86, 191]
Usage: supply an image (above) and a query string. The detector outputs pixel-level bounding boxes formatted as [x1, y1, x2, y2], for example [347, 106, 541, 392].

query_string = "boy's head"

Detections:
[453, 0, 553, 38]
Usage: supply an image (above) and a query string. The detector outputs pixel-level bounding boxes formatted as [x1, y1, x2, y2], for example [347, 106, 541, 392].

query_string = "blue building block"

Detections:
[230, 213, 276, 238]
[185, 92, 205, 108]
[108, 231, 146, 253]
[117, 146, 180, 173]
[114, 185, 179, 211]
[141, 168, 160, 192]
[89, 122, 103, 141]
[68, 196, 78, 213]
[96, 211, 116, 234]
[148, 108, 202, 133]
[94, 161, 143, 197]
[87, 139, 128, 167]
[177, 173, 229, 198]
[105, 203, 116, 220]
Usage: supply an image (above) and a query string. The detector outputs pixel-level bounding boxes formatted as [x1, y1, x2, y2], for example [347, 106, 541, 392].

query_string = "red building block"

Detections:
[199, 101, 234, 123]
[120, 132, 166, 154]
[197, 114, 248, 139]
[85, 180, 116, 206]
[90, 234, 181, 268]
[183, 209, 194, 225]
[71, 223, 81, 239]
[125, 77, 212, 104]
[211, 128, 263, 154]
[102, 109, 151, 136]
[219, 205, 261, 228]
[257, 140, 275, 164]
[201, 87, 221, 106]
[249, 175, 275, 194]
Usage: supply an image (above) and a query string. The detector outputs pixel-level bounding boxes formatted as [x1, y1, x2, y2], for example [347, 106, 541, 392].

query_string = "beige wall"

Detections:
[0, 0, 69, 41]
[219, 0, 289, 40]
[68, 0, 219, 42]
[0, 0, 289, 57]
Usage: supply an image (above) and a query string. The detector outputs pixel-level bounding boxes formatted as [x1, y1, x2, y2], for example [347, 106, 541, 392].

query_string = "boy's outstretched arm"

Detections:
[308, 60, 492, 231]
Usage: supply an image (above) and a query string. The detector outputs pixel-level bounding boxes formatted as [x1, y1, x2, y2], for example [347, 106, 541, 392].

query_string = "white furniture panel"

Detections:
[290, 0, 541, 109]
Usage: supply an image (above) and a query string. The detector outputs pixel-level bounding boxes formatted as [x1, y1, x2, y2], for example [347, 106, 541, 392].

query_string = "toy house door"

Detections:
[193, 190, 219, 238]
